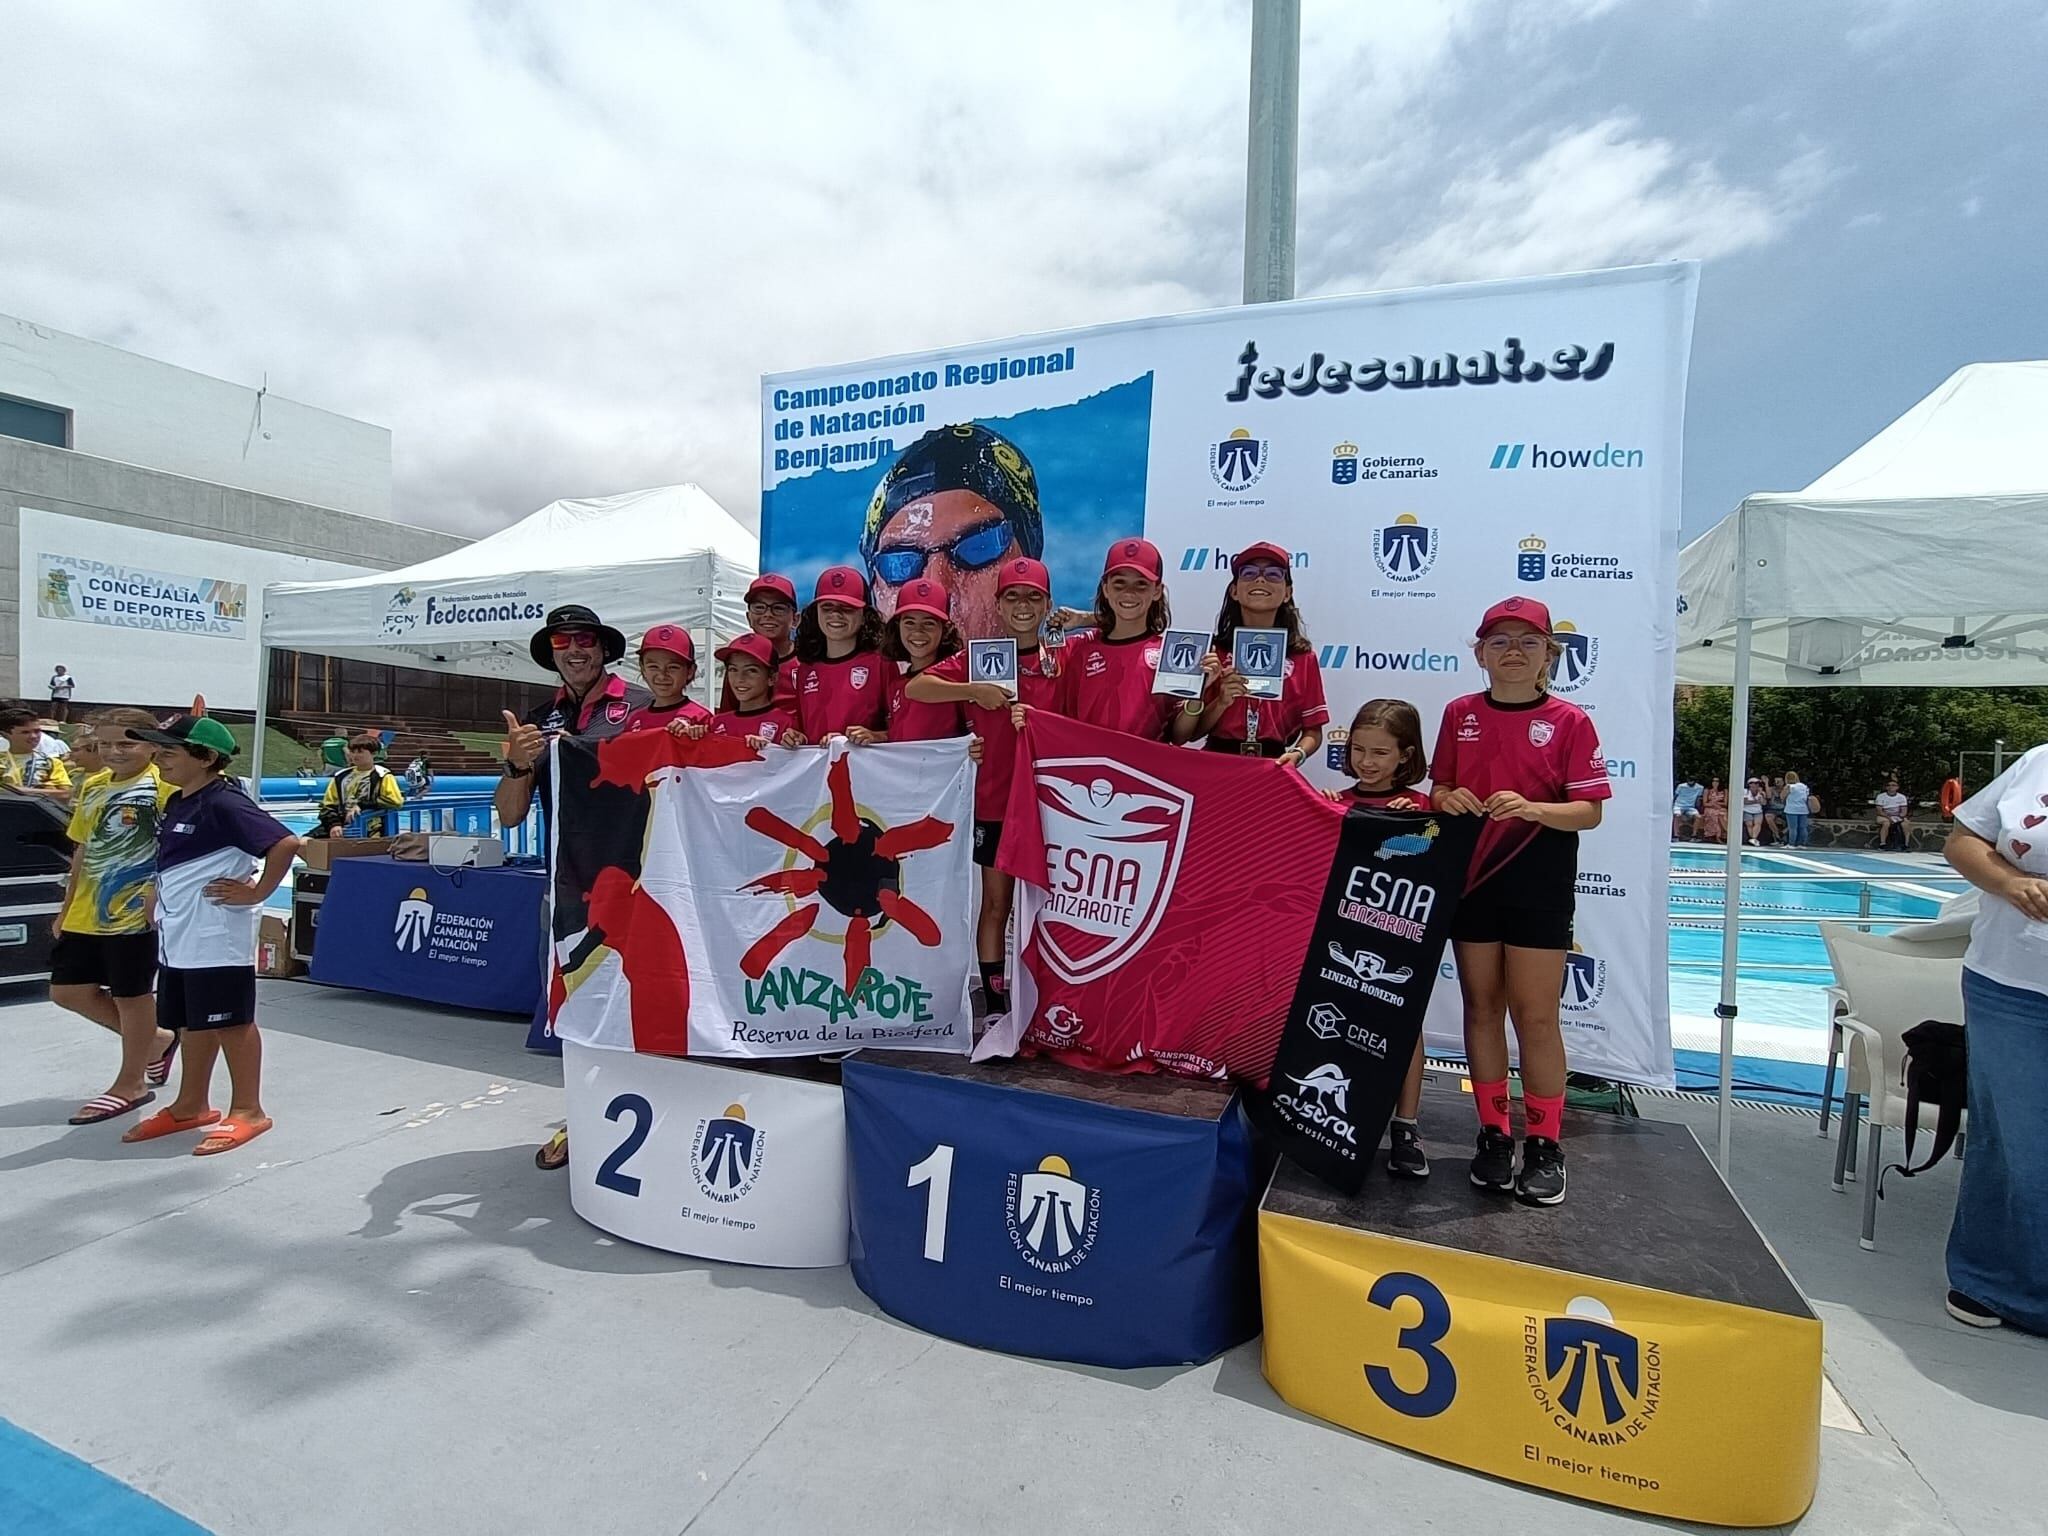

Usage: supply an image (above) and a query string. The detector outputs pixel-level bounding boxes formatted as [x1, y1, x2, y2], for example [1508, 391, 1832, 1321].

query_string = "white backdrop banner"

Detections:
[760, 264, 1695, 1086]
[564, 1042, 849, 1267]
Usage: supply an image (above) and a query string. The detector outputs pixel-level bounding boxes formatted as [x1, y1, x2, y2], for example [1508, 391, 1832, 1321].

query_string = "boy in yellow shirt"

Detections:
[54, 707, 178, 1124]
[1, 705, 71, 801]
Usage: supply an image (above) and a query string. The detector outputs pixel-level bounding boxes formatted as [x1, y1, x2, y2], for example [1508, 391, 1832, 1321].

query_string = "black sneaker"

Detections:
[1516, 1136, 1568, 1206]
[1945, 1290, 2003, 1328]
[1469, 1128, 1515, 1192]
[1388, 1122, 1430, 1180]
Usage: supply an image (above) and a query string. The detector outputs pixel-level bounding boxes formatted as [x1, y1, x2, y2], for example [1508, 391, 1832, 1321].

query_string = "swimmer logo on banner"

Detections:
[763, 263, 1695, 1085]
[549, 733, 975, 1059]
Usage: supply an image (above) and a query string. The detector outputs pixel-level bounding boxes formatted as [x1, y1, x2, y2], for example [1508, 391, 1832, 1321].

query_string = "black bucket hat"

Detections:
[529, 603, 626, 671]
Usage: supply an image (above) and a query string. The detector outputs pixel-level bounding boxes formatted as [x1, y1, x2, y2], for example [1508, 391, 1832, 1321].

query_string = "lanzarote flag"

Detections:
[993, 713, 1347, 1084]
[550, 733, 975, 1058]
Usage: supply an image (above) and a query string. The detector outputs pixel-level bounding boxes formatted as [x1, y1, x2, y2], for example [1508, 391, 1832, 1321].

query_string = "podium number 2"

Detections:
[906, 1143, 955, 1262]
[1364, 1271, 1457, 1418]
[595, 1092, 653, 1197]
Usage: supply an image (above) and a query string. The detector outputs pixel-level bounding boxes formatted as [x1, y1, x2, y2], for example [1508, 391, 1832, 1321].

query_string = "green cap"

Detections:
[127, 715, 238, 758]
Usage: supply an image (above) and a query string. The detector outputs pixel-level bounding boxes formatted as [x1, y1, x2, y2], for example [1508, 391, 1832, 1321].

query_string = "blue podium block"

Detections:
[843, 1052, 1263, 1369]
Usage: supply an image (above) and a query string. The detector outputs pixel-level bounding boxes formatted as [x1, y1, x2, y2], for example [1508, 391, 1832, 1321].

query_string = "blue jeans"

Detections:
[1947, 968, 2048, 1332]
[1786, 812, 1809, 846]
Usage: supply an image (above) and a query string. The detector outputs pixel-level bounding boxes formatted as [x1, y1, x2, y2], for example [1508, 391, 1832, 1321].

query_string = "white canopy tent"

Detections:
[1675, 361, 2048, 1166]
[257, 484, 758, 781]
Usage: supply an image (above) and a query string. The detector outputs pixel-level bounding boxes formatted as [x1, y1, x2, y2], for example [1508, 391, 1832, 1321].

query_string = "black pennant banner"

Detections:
[1262, 807, 1477, 1193]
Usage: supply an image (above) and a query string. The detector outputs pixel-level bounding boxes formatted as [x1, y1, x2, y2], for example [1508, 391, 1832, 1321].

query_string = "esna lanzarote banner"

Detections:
[760, 264, 1694, 1085]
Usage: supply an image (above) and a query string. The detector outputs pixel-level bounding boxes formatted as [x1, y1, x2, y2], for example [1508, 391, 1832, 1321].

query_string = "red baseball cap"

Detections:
[891, 577, 951, 623]
[715, 632, 777, 668]
[637, 623, 696, 663]
[746, 573, 797, 606]
[813, 565, 868, 606]
[1102, 537, 1163, 580]
[996, 556, 1050, 597]
[1231, 541, 1293, 575]
[1476, 595, 1553, 637]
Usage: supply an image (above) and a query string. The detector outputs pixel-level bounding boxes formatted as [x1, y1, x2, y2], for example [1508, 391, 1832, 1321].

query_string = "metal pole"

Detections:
[250, 643, 271, 801]
[1715, 615, 1754, 1174]
[1242, 0, 1300, 304]
[1994, 738, 2006, 776]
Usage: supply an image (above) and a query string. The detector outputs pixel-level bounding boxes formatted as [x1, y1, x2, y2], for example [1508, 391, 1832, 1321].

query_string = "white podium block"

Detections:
[563, 1041, 849, 1268]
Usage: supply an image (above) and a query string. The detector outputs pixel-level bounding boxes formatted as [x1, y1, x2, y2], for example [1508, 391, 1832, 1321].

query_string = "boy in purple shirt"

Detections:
[120, 715, 300, 1155]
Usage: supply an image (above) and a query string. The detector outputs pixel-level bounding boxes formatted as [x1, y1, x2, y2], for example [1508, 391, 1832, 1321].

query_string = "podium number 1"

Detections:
[907, 1143, 955, 1262]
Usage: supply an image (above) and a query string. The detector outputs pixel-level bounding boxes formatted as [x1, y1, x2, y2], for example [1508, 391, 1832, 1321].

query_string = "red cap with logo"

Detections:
[813, 565, 869, 606]
[996, 556, 1050, 597]
[891, 577, 951, 623]
[637, 623, 696, 662]
[1230, 541, 1293, 575]
[715, 632, 777, 668]
[1102, 537, 1163, 580]
[1476, 594, 1554, 637]
[746, 573, 797, 606]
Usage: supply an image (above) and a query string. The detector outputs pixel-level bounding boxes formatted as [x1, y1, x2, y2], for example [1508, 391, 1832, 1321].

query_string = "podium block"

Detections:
[1258, 1081, 1821, 1527]
[843, 1052, 1263, 1369]
[563, 1041, 848, 1268]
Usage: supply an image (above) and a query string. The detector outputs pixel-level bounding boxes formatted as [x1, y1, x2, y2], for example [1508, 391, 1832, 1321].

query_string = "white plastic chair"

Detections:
[1818, 920, 1967, 1250]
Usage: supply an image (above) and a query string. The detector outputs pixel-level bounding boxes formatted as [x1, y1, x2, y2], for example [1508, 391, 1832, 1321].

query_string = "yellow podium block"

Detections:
[1259, 1090, 1821, 1527]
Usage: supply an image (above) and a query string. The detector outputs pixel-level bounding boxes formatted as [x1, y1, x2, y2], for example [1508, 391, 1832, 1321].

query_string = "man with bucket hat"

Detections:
[496, 602, 650, 1171]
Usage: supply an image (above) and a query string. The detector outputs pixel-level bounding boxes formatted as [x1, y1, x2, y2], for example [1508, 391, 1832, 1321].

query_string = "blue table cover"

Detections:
[308, 855, 546, 1016]
[843, 1057, 1262, 1368]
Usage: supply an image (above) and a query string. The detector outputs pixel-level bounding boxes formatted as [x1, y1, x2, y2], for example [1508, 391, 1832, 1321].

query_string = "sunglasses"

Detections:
[1235, 563, 1290, 583]
[1481, 633, 1548, 654]
[871, 519, 1012, 586]
[549, 629, 601, 651]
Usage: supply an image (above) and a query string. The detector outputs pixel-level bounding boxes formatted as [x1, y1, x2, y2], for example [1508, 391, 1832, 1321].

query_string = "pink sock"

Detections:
[1473, 1078, 1512, 1136]
[1524, 1092, 1566, 1141]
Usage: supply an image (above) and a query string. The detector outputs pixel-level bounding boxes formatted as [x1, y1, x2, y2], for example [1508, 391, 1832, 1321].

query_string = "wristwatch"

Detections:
[499, 759, 534, 779]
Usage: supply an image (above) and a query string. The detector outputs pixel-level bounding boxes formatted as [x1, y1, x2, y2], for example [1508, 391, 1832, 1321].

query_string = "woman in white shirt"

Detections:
[1940, 744, 2048, 1332]
[1783, 772, 1813, 847]
[1741, 778, 1765, 845]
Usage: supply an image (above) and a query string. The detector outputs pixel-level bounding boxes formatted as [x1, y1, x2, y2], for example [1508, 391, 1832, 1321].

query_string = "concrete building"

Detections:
[0, 312, 464, 711]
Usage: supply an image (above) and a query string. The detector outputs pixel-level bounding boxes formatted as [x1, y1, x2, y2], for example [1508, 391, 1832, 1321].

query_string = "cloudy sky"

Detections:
[5, 0, 2044, 540]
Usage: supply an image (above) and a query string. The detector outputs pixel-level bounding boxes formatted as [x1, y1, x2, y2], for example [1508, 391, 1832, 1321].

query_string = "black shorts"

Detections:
[50, 930, 159, 998]
[157, 964, 258, 1032]
[973, 819, 1003, 869]
[1452, 869, 1575, 951]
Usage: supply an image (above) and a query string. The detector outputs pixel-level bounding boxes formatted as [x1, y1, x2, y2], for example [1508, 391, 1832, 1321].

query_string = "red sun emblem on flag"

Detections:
[739, 752, 954, 995]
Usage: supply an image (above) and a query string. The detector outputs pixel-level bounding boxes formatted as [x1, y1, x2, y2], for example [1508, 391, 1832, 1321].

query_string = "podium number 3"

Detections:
[907, 1143, 955, 1262]
[595, 1093, 653, 1197]
[1364, 1271, 1457, 1418]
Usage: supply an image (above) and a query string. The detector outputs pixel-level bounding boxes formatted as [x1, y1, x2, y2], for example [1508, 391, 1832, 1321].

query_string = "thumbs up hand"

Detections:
[502, 709, 544, 771]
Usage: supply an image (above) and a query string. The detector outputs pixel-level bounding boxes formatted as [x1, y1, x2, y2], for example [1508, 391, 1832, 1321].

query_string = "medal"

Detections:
[1242, 702, 1262, 755]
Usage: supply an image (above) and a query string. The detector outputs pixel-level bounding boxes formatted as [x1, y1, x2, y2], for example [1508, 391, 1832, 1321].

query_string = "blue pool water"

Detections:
[1668, 848, 1951, 984]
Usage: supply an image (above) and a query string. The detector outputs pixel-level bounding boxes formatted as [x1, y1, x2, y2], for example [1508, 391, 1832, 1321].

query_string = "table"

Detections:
[563, 1042, 849, 1267]
[843, 1051, 1263, 1369]
[307, 855, 546, 1015]
[1259, 1080, 1821, 1526]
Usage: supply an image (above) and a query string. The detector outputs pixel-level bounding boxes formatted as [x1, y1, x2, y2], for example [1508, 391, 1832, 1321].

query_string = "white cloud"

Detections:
[1357, 118, 1823, 293]
[0, 2, 1829, 539]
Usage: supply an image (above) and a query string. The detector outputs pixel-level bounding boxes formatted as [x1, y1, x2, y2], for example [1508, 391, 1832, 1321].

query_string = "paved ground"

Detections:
[3, 984, 2042, 1535]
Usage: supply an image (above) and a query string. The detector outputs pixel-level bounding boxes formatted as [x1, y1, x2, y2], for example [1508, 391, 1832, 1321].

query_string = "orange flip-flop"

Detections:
[122, 1107, 223, 1143]
[193, 1116, 273, 1157]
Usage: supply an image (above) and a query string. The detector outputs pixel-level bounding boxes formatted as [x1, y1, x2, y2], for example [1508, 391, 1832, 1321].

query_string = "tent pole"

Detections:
[251, 643, 271, 800]
[1715, 616, 1753, 1173]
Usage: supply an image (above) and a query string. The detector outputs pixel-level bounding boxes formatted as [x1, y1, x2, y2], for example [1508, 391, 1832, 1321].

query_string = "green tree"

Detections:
[1674, 687, 2048, 809]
